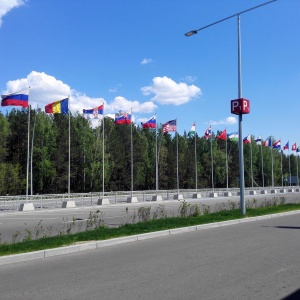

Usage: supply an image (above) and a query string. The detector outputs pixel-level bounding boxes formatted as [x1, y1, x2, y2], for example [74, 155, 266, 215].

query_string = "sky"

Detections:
[0, 0, 299, 147]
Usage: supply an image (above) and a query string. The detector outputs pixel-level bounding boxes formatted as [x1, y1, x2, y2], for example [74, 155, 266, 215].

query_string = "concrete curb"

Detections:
[0, 210, 299, 266]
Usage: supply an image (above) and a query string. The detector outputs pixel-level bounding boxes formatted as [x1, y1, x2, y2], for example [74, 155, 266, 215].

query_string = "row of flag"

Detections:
[2, 91, 300, 152]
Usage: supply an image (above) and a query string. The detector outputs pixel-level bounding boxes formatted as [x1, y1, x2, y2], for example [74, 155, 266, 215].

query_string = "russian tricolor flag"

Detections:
[141, 115, 156, 129]
[1, 90, 29, 108]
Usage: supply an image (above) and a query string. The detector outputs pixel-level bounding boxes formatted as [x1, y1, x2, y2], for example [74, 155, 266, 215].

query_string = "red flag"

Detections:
[216, 129, 226, 140]
[292, 143, 297, 151]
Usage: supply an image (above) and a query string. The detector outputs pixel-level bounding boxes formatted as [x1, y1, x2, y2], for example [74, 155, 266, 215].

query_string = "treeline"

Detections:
[0, 108, 298, 195]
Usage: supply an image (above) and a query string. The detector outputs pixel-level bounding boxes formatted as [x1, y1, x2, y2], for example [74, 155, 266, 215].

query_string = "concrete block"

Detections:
[192, 193, 201, 198]
[19, 203, 35, 211]
[127, 196, 138, 203]
[97, 198, 110, 205]
[173, 194, 184, 200]
[224, 191, 232, 197]
[209, 192, 218, 198]
[270, 189, 277, 194]
[62, 201, 76, 208]
[152, 195, 163, 201]
[249, 190, 256, 195]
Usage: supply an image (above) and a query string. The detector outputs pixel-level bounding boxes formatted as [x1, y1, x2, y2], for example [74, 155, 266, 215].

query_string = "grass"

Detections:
[0, 203, 300, 257]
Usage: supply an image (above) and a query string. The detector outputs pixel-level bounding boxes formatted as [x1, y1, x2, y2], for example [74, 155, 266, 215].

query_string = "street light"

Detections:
[185, 0, 277, 215]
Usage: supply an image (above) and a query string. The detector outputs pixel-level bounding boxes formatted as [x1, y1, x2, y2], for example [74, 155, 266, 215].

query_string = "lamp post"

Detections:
[185, 0, 277, 215]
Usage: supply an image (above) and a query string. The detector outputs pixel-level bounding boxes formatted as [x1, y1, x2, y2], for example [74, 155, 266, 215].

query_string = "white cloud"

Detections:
[106, 96, 157, 113]
[140, 58, 153, 65]
[141, 76, 201, 106]
[210, 116, 238, 126]
[0, 0, 26, 27]
[2, 71, 157, 115]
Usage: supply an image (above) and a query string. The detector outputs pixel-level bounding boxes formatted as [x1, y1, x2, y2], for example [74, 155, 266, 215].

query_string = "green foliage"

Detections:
[0, 110, 298, 195]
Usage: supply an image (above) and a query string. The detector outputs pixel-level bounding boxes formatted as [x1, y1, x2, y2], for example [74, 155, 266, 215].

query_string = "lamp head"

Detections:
[185, 30, 198, 37]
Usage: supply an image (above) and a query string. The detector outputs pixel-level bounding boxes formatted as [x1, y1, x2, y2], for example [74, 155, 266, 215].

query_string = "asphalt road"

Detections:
[0, 213, 299, 300]
[0, 192, 299, 243]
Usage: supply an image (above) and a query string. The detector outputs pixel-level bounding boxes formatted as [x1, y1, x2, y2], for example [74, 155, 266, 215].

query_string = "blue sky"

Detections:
[0, 0, 299, 147]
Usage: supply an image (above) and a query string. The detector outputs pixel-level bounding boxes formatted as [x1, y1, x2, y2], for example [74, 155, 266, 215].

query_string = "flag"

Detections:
[227, 132, 238, 141]
[243, 134, 251, 144]
[255, 136, 262, 145]
[297, 146, 300, 153]
[141, 115, 156, 129]
[162, 119, 176, 134]
[292, 143, 297, 151]
[203, 126, 211, 139]
[188, 123, 196, 137]
[115, 111, 132, 124]
[273, 140, 281, 149]
[283, 141, 289, 150]
[263, 137, 272, 147]
[1, 90, 29, 108]
[83, 105, 103, 119]
[216, 129, 226, 140]
[45, 98, 69, 114]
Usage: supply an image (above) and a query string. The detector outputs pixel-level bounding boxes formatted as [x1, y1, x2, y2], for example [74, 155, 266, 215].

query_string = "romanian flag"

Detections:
[45, 98, 69, 114]
[83, 105, 103, 118]
[1, 90, 29, 108]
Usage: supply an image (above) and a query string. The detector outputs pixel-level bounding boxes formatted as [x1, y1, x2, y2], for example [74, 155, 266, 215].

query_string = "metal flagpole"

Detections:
[289, 149, 291, 187]
[296, 151, 299, 187]
[30, 106, 38, 196]
[226, 130, 228, 190]
[211, 127, 214, 192]
[131, 108, 133, 198]
[250, 137, 253, 189]
[281, 149, 283, 187]
[102, 103, 105, 198]
[155, 113, 158, 194]
[194, 122, 197, 193]
[261, 136, 264, 188]
[26, 87, 31, 200]
[176, 118, 179, 195]
[68, 96, 71, 196]
[271, 140, 274, 187]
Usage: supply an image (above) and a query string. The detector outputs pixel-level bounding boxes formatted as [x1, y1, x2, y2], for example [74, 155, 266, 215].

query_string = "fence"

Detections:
[0, 187, 299, 212]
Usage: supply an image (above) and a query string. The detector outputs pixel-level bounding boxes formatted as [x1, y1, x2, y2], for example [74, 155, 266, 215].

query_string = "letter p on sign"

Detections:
[231, 98, 250, 115]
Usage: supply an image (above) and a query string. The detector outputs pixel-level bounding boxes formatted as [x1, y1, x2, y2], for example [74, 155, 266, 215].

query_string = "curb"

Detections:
[1, 210, 299, 266]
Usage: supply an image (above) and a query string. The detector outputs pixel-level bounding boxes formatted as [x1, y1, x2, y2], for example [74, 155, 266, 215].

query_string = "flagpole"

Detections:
[211, 126, 214, 192]
[226, 130, 228, 190]
[271, 139, 274, 187]
[194, 122, 197, 193]
[261, 136, 264, 188]
[281, 149, 283, 187]
[131, 108, 133, 198]
[288, 149, 291, 187]
[155, 113, 158, 194]
[250, 136, 253, 189]
[30, 105, 38, 196]
[296, 151, 299, 187]
[176, 118, 179, 195]
[68, 96, 70, 196]
[102, 103, 105, 198]
[26, 87, 31, 200]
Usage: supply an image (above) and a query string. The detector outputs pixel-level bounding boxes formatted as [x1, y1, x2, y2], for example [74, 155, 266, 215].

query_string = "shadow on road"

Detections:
[281, 289, 300, 300]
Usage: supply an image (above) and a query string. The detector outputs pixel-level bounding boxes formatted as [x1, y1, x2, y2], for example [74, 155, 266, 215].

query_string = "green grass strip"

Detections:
[1, 203, 300, 256]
